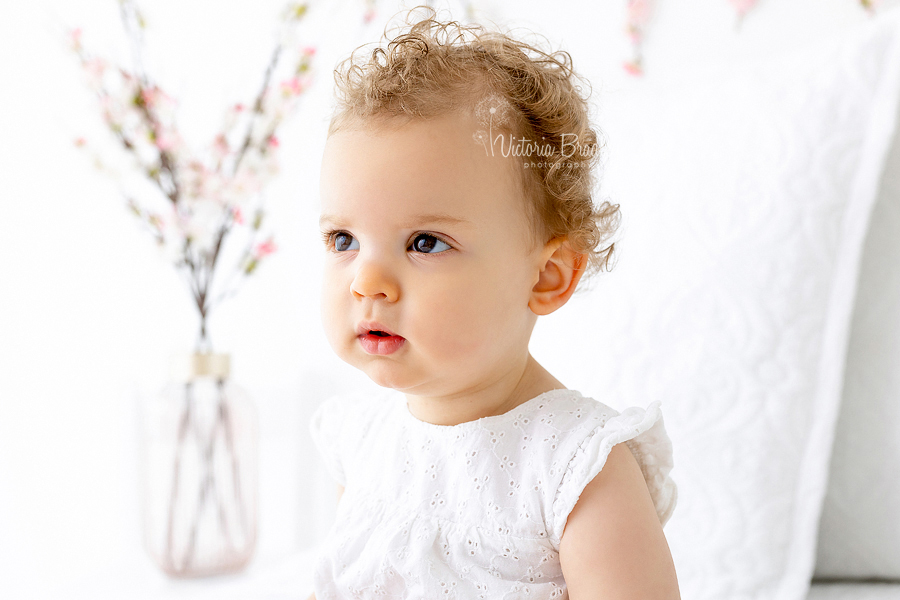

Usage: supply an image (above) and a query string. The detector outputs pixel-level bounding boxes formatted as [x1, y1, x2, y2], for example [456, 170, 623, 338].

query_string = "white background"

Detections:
[1, 0, 897, 598]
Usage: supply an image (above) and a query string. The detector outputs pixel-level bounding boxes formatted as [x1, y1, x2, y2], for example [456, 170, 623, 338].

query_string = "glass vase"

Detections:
[139, 352, 258, 577]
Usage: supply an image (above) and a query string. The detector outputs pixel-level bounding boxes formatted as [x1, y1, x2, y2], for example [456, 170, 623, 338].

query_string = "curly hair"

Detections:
[328, 7, 621, 283]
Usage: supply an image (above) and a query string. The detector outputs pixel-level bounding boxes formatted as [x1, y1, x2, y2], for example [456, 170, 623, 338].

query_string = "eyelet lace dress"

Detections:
[308, 388, 677, 600]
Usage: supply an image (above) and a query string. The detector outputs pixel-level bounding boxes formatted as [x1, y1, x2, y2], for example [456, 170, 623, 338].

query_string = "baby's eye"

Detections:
[409, 233, 451, 254]
[325, 231, 358, 252]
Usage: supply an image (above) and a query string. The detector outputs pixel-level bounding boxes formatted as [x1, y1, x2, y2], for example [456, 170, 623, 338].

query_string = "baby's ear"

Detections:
[529, 237, 587, 316]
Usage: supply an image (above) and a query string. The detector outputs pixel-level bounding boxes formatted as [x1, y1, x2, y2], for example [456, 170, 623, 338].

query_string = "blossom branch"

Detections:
[70, 1, 314, 348]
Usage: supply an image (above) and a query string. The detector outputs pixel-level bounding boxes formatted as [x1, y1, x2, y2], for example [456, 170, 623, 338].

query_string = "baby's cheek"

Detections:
[320, 274, 348, 349]
[421, 285, 510, 358]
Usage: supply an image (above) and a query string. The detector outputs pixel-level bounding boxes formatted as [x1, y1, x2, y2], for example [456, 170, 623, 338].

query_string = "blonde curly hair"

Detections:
[328, 7, 620, 284]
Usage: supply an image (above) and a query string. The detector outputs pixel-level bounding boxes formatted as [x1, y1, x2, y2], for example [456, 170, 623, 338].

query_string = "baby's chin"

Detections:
[348, 355, 416, 391]
[357, 363, 447, 397]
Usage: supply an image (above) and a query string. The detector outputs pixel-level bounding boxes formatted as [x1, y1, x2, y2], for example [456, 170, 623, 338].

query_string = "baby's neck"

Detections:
[404, 354, 566, 426]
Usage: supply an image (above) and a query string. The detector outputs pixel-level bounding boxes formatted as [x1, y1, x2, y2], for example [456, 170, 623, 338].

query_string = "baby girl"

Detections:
[308, 9, 679, 599]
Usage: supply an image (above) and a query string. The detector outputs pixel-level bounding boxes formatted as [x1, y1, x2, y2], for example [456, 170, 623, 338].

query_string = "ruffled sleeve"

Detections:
[550, 400, 678, 544]
[308, 395, 347, 487]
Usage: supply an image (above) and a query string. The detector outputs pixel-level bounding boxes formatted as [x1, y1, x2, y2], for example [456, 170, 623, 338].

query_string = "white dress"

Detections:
[308, 387, 677, 600]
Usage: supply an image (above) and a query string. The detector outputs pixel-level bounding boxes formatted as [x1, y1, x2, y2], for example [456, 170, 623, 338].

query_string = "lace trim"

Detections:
[549, 401, 676, 545]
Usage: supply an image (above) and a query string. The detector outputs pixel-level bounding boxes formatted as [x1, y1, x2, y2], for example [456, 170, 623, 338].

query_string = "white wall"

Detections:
[1, 0, 896, 597]
[0, 1, 380, 595]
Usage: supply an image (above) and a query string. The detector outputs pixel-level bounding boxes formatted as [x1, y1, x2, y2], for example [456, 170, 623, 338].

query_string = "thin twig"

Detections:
[164, 382, 193, 573]
[180, 386, 227, 572]
[118, 0, 148, 86]
[232, 44, 282, 177]
[219, 381, 250, 545]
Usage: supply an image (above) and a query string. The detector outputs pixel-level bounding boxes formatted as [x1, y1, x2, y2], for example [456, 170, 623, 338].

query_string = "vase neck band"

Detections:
[170, 352, 231, 381]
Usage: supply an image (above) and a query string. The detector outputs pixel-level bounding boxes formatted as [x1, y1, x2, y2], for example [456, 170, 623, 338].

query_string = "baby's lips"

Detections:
[356, 321, 402, 338]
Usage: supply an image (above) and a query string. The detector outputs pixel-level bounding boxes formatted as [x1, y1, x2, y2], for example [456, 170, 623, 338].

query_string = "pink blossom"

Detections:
[213, 133, 229, 159]
[623, 60, 644, 77]
[83, 57, 107, 83]
[184, 160, 214, 197]
[233, 103, 246, 112]
[267, 135, 280, 149]
[626, 0, 653, 25]
[74, 137, 86, 147]
[254, 239, 277, 258]
[302, 46, 317, 56]
[144, 86, 176, 111]
[154, 130, 179, 151]
[232, 168, 262, 197]
[728, 0, 759, 16]
[100, 95, 120, 126]
[69, 28, 83, 52]
[141, 87, 158, 108]
[280, 77, 305, 96]
[100, 98, 114, 123]
[232, 206, 244, 225]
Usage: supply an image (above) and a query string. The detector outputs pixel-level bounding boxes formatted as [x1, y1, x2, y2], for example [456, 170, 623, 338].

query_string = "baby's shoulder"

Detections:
[479, 390, 626, 469]
[514, 389, 623, 439]
[503, 390, 671, 484]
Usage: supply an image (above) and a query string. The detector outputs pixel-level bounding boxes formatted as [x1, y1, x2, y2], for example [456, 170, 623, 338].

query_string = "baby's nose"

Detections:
[350, 258, 400, 302]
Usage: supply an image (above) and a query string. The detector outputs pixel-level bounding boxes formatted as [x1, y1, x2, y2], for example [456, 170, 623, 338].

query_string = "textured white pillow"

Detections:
[530, 11, 900, 600]
[814, 65, 900, 579]
[807, 583, 900, 600]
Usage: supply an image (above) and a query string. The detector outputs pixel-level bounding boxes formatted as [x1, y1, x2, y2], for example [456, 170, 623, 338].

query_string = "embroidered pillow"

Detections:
[530, 12, 900, 600]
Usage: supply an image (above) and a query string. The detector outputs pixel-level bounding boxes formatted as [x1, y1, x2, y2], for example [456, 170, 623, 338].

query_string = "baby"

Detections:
[308, 9, 679, 600]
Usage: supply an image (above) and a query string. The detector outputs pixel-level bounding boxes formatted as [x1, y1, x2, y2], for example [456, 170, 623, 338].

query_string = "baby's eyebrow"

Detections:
[318, 213, 473, 228]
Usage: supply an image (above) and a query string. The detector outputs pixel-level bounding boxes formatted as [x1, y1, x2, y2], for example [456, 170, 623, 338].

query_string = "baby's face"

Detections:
[319, 112, 546, 398]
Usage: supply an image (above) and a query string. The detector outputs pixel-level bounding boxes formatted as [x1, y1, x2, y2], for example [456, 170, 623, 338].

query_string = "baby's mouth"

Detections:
[356, 322, 402, 339]
[358, 328, 406, 355]
[362, 330, 404, 341]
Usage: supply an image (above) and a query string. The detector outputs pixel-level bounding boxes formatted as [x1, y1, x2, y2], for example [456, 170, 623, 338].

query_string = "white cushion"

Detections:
[531, 10, 900, 600]
[807, 583, 900, 600]
[814, 59, 900, 578]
